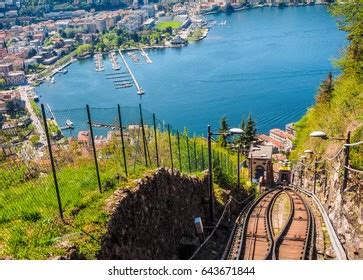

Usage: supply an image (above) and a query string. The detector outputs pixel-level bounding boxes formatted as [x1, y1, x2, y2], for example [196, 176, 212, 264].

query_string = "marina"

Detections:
[94, 53, 105, 72]
[109, 51, 121, 70]
[36, 6, 346, 134]
[140, 49, 153, 64]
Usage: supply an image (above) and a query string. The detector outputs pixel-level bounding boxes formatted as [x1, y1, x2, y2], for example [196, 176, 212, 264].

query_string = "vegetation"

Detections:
[156, 21, 181, 31]
[75, 44, 93, 57]
[0, 126, 247, 259]
[95, 28, 172, 51]
[217, 114, 257, 149]
[290, 1, 363, 169]
[187, 28, 206, 42]
[30, 100, 41, 119]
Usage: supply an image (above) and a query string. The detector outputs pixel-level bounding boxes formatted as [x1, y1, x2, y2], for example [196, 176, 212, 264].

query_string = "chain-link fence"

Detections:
[0, 103, 239, 227]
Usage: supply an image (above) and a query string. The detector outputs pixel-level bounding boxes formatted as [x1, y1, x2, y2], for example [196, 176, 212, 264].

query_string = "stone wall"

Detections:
[97, 168, 211, 260]
[292, 163, 362, 259]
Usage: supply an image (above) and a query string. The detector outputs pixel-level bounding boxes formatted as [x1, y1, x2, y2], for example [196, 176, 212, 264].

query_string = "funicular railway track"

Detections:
[224, 187, 315, 260]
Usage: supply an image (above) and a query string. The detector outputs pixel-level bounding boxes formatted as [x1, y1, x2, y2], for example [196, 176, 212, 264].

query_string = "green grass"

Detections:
[0, 130, 247, 259]
[187, 28, 206, 42]
[156, 21, 182, 30]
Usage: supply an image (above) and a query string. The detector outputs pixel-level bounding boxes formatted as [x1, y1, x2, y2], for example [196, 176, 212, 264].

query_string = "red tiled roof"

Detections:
[270, 128, 287, 139]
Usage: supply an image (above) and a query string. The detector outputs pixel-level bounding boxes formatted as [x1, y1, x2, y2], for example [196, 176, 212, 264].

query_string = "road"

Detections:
[19, 86, 46, 145]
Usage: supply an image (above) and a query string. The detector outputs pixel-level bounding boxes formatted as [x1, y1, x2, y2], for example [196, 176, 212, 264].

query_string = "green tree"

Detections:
[75, 44, 93, 56]
[244, 114, 256, 147]
[235, 118, 247, 146]
[316, 72, 334, 104]
[0, 77, 6, 90]
[30, 135, 40, 146]
[218, 115, 229, 147]
[6, 100, 18, 118]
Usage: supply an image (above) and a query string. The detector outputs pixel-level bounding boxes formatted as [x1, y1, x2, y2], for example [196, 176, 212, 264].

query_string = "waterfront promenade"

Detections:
[19, 86, 46, 145]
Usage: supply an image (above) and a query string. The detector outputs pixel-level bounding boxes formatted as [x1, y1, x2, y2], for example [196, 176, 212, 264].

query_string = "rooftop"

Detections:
[249, 145, 273, 160]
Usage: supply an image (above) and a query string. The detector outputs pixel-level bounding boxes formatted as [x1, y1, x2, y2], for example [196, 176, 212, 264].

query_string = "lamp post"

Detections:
[207, 125, 243, 224]
[300, 155, 307, 189]
[310, 130, 351, 192]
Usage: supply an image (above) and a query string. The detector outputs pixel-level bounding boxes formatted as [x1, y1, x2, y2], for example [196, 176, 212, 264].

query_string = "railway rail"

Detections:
[224, 187, 315, 260]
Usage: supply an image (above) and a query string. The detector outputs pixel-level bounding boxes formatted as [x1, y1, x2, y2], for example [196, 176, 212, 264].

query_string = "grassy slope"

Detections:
[0, 132, 244, 259]
[290, 2, 363, 168]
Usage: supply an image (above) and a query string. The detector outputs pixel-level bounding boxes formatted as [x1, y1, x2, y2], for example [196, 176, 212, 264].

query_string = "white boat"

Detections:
[62, 69, 68, 74]
[65, 119, 74, 128]
[51, 77, 55, 83]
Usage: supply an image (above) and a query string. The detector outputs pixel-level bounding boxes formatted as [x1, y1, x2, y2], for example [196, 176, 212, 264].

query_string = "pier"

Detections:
[118, 49, 145, 95]
[140, 49, 153, 64]
[94, 53, 104, 72]
[109, 51, 121, 70]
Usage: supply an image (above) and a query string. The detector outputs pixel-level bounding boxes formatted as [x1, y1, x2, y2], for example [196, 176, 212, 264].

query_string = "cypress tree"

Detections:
[218, 115, 229, 147]
[245, 114, 256, 147]
[316, 72, 334, 104]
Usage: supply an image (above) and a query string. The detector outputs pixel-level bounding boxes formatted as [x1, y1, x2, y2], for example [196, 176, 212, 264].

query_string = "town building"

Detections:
[248, 144, 274, 187]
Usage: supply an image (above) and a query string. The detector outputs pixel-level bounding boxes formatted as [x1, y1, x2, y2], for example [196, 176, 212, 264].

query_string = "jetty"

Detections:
[118, 49, 145, 95]
[140, 48, 152, 64]
[109, 51, 121, 70]
[94, 53, 104, 72]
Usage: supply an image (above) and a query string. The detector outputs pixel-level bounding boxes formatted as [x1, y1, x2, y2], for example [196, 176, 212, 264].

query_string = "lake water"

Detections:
[36, 5, 346, 135]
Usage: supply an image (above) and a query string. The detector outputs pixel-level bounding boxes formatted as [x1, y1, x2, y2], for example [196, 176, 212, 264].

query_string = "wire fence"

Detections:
[293, 138, 362, 197]
[0, 103, 240, 224]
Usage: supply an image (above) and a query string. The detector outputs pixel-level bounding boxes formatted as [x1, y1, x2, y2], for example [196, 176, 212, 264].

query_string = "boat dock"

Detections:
[94, 53, 104, 72]
[109, 51, 121, 70]
[118, 49, 145, 95]
[140, 49, 152, 64]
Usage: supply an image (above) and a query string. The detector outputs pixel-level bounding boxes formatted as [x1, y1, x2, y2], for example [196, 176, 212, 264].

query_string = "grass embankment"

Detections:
[0, 130, 246, 259]
[290, 2, 362, 169]
[187, 28, 207, 43]
[156, 21, 182, 30]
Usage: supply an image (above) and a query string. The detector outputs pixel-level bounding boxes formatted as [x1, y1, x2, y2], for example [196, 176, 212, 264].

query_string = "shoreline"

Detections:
[28, 4, 327, 88]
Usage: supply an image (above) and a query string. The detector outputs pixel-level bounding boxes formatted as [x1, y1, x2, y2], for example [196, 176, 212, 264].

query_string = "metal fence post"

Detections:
[207, 125, 214, 224]
[167, 124, 174, 175]
[201, 144, 205, 170]
[117, 104, 127, 177]
[177, 130, 182, 172]
[237, 146, 240, 189]
[153, 113, 159, 167]
[193, 140, 198, 171]
[41, 104, 64, 220]
[86, 105, 102, 193]
[342, 131, 351, 192]
[186, 135, 191, 173]
[139, 103, 148, 167]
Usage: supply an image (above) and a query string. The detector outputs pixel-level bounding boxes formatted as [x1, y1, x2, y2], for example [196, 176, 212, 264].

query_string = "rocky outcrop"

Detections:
[293, 162, 362, 259]
[97, 168, 210, 260]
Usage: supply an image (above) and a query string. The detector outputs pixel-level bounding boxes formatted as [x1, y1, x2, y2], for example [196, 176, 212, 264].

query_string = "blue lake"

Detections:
[36, 5, 347, 135]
